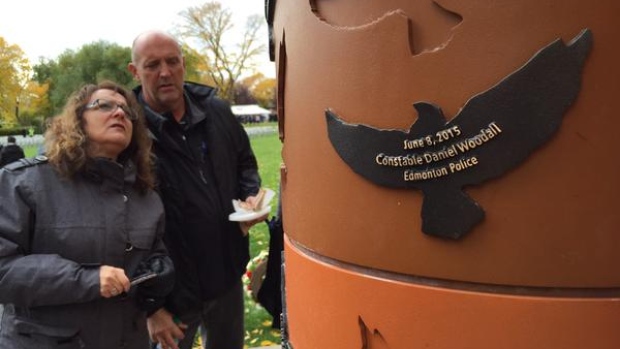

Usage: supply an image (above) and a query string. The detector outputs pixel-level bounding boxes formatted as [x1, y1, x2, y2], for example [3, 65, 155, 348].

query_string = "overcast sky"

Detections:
[0, 0, 275, 77]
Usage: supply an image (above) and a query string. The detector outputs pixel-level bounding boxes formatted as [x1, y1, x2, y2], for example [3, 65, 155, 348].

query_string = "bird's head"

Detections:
[412, 102, 446, 132]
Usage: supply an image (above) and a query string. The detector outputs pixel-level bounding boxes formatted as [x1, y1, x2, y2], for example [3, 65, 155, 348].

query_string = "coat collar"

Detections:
[83, 157, 135, 192]
[133, 82, 218, 135]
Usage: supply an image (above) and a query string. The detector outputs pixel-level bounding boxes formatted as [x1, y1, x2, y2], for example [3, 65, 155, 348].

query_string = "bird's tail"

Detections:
[420, 188, 485, 239]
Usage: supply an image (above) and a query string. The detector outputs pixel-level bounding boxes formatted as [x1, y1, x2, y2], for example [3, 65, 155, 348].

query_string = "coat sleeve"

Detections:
[0, 169, 101, 307]
[136, 212, 175, 316]
[206, 97, 261, 199]
[237, 129, 261, 198]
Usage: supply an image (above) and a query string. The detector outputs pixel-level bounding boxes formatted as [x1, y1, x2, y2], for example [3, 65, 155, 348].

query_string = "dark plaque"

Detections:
[326, 29, 593, 239]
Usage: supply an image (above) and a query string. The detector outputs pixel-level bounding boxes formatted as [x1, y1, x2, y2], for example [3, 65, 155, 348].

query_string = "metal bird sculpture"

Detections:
[326, 29, 593, 239]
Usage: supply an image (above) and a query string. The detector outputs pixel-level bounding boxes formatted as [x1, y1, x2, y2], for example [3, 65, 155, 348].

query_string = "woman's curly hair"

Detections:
[44, 80, 155, 194]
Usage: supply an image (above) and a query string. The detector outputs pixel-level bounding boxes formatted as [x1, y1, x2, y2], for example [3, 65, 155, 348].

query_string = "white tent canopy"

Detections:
[231, 104, 272, 123]
[231, 104, 271, 116]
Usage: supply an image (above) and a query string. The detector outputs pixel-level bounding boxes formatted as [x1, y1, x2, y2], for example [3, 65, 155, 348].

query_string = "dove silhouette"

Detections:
[326, 29, 593, 239]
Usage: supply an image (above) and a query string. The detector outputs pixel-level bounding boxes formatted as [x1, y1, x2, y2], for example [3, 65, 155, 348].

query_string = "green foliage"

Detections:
[32, 41, 133, 115]
[0, 126, 33, 137]
[13, 110, 45, 132]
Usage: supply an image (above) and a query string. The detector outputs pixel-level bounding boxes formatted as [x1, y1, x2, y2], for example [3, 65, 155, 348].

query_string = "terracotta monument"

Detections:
[266, 1, 620, 348]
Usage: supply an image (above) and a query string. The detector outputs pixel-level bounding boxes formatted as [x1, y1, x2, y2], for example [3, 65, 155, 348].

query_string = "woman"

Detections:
[0, 81, 174, 348]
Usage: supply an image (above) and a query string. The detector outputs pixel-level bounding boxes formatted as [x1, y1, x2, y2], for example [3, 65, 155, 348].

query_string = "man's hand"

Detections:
[147, 308, 187, 349]
[239, 213, 268, 235]
[238, 194, 269, 235]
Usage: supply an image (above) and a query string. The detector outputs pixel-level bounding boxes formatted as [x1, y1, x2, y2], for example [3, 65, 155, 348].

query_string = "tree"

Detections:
[176, 1, 266, 102]
[238, 73, 276, 109]
[234, 83, 256, 105]
[15, 81, 50, 131]
[33, 41, 133, 115]
[32, 58, 59, 118]
[0, 37, 31, 127]
[182, 44, 216, 86]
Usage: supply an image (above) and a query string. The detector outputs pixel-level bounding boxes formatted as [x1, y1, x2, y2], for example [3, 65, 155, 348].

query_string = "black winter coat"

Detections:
[135, 82, 261, 317]
[0, 143, 25, 168]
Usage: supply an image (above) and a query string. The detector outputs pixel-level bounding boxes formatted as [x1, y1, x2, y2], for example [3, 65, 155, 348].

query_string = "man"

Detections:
[0, 136, 25, 168]
[128, 30, 266, 349]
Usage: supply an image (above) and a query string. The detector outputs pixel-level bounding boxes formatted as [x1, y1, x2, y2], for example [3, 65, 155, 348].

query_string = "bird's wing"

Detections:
[443, 28, 593, 185]
[326, 110, 421, 188]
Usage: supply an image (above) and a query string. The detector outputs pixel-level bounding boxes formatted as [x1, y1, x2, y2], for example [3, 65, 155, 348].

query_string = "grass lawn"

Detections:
[23, 145, 41, 158]
[241, 130, 283, 348]
[24, 127, 284, 348]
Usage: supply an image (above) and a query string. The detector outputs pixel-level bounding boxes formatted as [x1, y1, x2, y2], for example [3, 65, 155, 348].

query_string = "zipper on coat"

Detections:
[181, 134, 208, 185]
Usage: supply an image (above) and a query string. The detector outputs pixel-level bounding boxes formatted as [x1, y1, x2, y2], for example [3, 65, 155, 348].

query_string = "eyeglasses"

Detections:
[85, 99, 137, 120]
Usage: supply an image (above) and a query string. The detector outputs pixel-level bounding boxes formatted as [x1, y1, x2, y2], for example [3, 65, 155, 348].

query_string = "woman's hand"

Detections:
[99, 265, 130, 298]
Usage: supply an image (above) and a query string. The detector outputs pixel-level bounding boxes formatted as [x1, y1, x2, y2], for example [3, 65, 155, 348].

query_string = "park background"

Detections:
[2, 1, 282, 347]
[0, 0, 275, 137]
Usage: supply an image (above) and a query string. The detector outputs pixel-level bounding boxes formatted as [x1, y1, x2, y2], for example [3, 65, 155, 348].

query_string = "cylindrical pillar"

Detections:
[268, 1, 620, 348]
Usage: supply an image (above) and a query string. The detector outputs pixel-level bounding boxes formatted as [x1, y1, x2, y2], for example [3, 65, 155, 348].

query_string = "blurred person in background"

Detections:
[0, 135, 25, 168]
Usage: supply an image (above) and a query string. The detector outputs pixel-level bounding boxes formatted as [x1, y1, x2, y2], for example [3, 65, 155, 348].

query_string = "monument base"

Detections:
[284, 236, 620, 349]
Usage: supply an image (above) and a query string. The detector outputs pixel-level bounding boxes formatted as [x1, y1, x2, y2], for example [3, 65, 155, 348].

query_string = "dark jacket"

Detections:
[134, 82, 261, 316]
[0, 157, 173, 349]
[0, 143, 25, 168]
